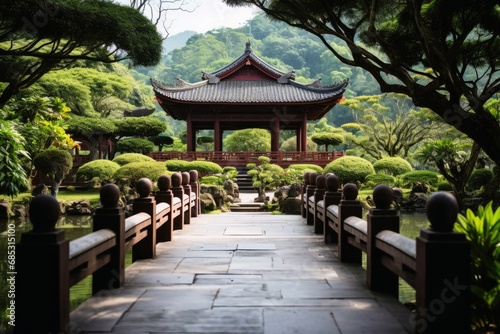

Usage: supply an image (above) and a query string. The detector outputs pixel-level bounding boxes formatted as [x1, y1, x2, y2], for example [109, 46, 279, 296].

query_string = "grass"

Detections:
[8, 188, 102, 206]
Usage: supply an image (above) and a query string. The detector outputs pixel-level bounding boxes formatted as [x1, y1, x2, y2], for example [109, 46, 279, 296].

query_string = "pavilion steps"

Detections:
[235, 166, 255, 193]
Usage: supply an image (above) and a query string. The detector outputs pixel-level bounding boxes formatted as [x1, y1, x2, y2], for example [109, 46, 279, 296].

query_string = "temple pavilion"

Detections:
[151, 42, 348, 167]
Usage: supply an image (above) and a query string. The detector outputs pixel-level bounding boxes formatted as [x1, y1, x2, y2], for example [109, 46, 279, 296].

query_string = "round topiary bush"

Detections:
[164, 159, 191, 172]
[114, 161, 167, 185]
[437, 180, 453, 191]
[76, 159, 121, 183]
[116, 138, 155, 155]
[188, 161, 223, 176]
[399, 170, 440, 187]
[112, 153, 155, 166]
[287, 164, 323, 173]
[467, 168, 494, 190]
[373, 157, 412, 176]
[199, 175, 223, 186]
[324, 156, 375, 184]
[365, 174, 396, 186]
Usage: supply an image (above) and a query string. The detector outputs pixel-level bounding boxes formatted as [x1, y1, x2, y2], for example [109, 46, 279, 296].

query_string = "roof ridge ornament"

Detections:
[201, 71, 220, 84]
[245, 41, 252, 53]
[278, 70, 296, 84]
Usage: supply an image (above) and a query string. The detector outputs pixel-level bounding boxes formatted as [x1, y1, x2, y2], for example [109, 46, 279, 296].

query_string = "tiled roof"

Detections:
[151, 79, 347, 104]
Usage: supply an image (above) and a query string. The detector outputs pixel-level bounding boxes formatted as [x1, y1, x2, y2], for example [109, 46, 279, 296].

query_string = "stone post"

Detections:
[366, 184, 400, 297]
[16, 195, 70, 334]
[93, 183, 126, 293]
[323, 174, 341, 244]
[415, 192, 470, 333]
[181, 172, 192, 225]
[306, 172, 320, 226]
[338, 183, 363, 263]
[189, 170, 200, 217]
[301, 172, 310, 218]
[313, 174, 327, 234]
[171, 172, 185, 230]
[132, 177, 156, 261]
[155, 174, 174, 242]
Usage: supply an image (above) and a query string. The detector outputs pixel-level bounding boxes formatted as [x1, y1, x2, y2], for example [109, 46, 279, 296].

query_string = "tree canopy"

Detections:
[0, 0, 163, 106]
[224, 0, 500, 178]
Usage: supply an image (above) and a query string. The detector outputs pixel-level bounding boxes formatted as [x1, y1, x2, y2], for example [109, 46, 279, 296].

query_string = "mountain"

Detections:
[163, 31, 197, 54]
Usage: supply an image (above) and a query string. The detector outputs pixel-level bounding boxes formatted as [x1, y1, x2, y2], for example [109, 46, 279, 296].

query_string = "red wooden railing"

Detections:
[149, 151, 345, 167]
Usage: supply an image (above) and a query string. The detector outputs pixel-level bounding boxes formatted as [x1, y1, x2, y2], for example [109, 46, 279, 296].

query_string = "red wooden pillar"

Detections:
[301, 111, 308, 152]
[214, 110, 221, 152]
[272, 118, 280, 152]
[186, 110, 194, 151]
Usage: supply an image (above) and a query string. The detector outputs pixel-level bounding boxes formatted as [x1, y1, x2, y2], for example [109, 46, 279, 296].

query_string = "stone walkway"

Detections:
[71, 199, 413, 333]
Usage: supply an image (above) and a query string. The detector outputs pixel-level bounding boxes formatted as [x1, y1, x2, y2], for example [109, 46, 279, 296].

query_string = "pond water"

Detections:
[0, 211, 429, 331]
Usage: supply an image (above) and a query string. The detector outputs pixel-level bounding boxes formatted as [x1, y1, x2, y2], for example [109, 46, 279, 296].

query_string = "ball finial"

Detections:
[316, 175, 327, 189]
[326, 175, 340, 192]
[171, 172, 182, 187]
[309, 172, 320, 186]
[100, 183, 120, 207]
[189, 170, 199, 182]
[157, 175, 171, 191]
[426, 192, 459, 232]
[136, 178, 152, 198]
[343, 183, 358, 200]
[29, 194, 60, 232]
[181, 172, 190, 185]
[372, 184, 393, 209]
[303, 172, 311, 185]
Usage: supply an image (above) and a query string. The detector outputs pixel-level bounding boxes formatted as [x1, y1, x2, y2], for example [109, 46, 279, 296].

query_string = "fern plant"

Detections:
[454, 202, 500, 332]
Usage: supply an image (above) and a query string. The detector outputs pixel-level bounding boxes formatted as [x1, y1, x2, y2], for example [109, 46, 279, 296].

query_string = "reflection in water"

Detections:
[0, 212, 429, 330]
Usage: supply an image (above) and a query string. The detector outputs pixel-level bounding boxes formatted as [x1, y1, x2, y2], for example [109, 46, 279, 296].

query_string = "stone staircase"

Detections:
[235, 166, 254, 193]
[231, 167, 263, 212]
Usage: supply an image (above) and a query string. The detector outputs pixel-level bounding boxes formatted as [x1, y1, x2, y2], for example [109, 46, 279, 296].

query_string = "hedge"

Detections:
[323, 156, 375, 184]
[76, 159, 121, 182]
[287, 164, 323, 173]
[373, 157, 412, 176]
[399, 170, 440, 187]
[114, 161, 167, 184]
[365, 174, 396, 186]
[112, 153, 155, 166]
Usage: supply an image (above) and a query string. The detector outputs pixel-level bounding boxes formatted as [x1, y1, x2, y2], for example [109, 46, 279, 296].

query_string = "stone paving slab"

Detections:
[71, 212, 413, 334]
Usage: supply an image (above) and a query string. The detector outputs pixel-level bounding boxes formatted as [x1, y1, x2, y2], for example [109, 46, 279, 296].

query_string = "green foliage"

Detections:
[0, 0, 162, 106]
[116, 117, 166, 137]
[364, 174, 396, 186]
[164, 159, 191, 172]
[436, 180, 453, 191]
[0, 120, 29, 197]
[373, 157, 412, 176]
[189, 161, 223, 175]
[112, 153, 155, 166]
[310, 132, 344, 151]
[280, 136, 317, 151]
[33, 148, 73, 196]
[199, 175, 223, 186]
[455, 202, 500, 330]
[399, 170, 440, 187]
[323, 156, 374, 184]
[287, 164, 323, 173]
[116, 138, 155, 155]
[468, 168, 494, 191]
[247, 156, 284, 196]
[76, 160, 121, 183]
[150, 135, 174, 151]
[223, 129, 271, 151]
[114, 161, 167, 185]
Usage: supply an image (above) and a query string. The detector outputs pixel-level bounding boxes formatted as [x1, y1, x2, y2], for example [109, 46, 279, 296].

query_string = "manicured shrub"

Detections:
[399, 170, 440, 187]
[373, 157, 412, 176]
[437, 180, 453, 191]
[287, 164, 323, 173]
[365, 174, 396, 186]
[114, 161, 167, 185]
[199, 175, 223, 186]
[323, 156, 375, 184]
[164, 159, 191, 172]
[112, 153, 155, 166]
[76, 159, 121, 182]
[467, 168, 494, 190]
[116, 138, 155, 155]
[189, 161, 223, 175]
